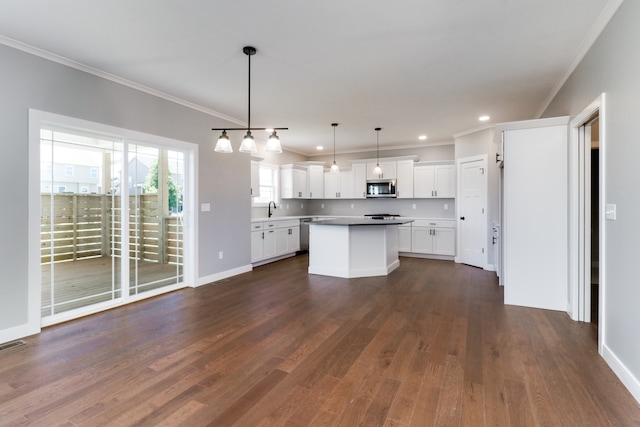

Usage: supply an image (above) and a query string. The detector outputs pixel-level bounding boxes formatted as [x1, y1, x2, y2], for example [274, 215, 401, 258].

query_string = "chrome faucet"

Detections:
[268, 201, 277, 218]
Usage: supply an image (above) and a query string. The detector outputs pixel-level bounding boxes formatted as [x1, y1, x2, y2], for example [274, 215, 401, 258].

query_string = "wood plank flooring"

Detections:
[2, 255, 639, 426]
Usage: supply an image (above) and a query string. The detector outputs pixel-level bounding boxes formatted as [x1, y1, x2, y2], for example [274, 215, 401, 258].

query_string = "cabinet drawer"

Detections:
[251, 222, 264, 231]
[412, 219, 454, 228]
[277, 219, 299, 229]
[263, 221, 278, 230]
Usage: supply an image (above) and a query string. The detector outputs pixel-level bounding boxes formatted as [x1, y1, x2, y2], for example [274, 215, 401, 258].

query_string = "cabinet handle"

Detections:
[262, 232, 264, 239]
[460, 217, 465, 220]
[288, 229, 292, 235]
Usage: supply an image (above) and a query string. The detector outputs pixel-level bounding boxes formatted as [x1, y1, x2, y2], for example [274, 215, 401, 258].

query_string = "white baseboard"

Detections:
[602, 343, 640, 405]
[196, 264, 253, 287]
[485, 263, 496, 272]
[0, 322, 40, 346]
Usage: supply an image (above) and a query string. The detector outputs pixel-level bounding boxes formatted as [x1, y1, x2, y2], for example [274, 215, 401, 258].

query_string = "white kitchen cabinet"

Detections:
[410, 220, 455, 256]
[414, 163, 455, 198]
[307, 164, 325, 199]
[324, 170, 340, 198]
[340, 170, 354, 198]
[398, 225, 412, 252]
[276, 220, 300, 256]
[367, 161, 397, 179]
[352, 163, 367, 198]
[252, 219, 300, 263]
[396, 159, 414, 198]
[250, 159, 260, 197]
[281, 165, 307, 199]
[324, 169, 354, 199]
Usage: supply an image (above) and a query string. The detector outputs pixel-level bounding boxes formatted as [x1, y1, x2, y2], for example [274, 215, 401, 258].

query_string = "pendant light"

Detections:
[212, 46, 287, 153]
[373, 127, 382, 176]
[331, 123, 339, 171]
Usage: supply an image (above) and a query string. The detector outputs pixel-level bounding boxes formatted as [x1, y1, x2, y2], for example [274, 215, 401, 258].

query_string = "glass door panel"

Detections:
[40, 129, 122, 318]
[127, 145, 184, 296]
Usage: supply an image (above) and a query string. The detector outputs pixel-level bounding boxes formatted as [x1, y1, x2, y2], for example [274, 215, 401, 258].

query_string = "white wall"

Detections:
[543, 0, 640, 402]
[0, 43, 254, 341]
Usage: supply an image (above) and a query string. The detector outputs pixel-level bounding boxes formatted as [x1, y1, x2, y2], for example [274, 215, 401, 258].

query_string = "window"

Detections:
[64, 165, 74, 176]
[253, 163, 279, 205]
[90, 167, 99, 179]
[80, 186, 89, 193]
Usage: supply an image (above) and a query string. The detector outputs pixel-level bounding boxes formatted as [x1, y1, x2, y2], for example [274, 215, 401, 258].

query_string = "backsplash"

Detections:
[254, 198, 455, 219]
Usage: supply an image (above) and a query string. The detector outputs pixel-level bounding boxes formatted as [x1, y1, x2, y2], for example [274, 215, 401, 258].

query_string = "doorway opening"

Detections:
[568, 94, 605, 352]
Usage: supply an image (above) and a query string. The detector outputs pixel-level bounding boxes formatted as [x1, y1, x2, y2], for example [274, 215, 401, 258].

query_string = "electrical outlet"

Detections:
[286, 204, 289, 209]
[301, 203, 304, 209]
[412, 204, 416, 210]
[321, 203, 324, 209]
[218, 251, 223, 260]
[444, 204, 448, 210]
[351, 203, 354, 209]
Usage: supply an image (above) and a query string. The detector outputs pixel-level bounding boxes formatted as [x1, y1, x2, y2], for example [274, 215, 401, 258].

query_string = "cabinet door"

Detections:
[413, 166, 434, 198]
[307, 165, 324, 199]
[251, 160, 260, 197]
[287, 226, 300, 252]
[293, 169, 307, 198]
[434, 165, 455, 197]
[367, 161, 397, 179]
[433, 228, 455, 255]
[324, 171, 340, 199]
[352, 163, 367, 198]
[340, 170, 354, 198]
[396, 160, 414, 198]
[251, 231, 264, 262]
[398, 226, 412, 252]
[263, 229, 277, 258]
[411, 227, 434, 254]
[276, 228, 289, 255]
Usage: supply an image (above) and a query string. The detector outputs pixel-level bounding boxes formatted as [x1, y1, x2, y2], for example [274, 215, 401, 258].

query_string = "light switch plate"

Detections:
[605, 203, 616, 220]
[201, 203, 210, 212]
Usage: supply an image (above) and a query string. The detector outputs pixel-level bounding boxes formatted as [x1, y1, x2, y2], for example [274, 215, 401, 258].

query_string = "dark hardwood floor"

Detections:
[1, 255, 639, 426]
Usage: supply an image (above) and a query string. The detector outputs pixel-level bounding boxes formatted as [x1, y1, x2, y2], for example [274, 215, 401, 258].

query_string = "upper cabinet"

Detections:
[307, 164, 325, 199]
[324, 169, 355, 199]
[352, 163, 367, 199]
[366, 161, 397, 180]
[396, 159, 414, 198]
[414, 162, 455, 198]
[250, 159, 260, 197]
[280, 164, 307, 199]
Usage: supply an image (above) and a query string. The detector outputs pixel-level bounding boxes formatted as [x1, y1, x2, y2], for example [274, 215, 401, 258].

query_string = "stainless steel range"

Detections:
[363, 214, 401, 220]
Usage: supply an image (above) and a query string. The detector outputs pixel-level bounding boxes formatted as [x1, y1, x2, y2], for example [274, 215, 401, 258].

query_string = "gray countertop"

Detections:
[310, 218, 414, 226]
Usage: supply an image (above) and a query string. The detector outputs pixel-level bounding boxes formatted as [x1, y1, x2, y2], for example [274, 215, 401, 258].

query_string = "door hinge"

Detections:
[482, 248, 485, 254]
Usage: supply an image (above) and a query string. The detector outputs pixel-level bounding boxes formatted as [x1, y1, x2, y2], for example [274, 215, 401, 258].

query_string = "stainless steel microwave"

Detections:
[366, 179, 397, 198]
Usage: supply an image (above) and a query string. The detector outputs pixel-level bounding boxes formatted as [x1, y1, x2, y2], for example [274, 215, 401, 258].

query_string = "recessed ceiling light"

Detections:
[418, 135, 427, 140]
[316, 146, 324, 150]
[479, 115, 490, 122]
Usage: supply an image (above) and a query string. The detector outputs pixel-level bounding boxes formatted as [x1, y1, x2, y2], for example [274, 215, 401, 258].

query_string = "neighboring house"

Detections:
[1, 0, 639, 405]
[40, 162, 101, 194]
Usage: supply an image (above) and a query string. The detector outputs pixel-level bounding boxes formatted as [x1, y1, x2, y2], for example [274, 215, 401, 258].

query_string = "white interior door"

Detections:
[458, 157, 487, 268]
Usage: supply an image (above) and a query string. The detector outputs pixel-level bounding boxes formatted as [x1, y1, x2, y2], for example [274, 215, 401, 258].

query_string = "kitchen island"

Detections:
[308, 218, 413, 278]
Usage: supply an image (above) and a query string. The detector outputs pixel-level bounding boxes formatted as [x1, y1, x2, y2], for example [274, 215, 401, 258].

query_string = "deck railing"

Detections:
[41, 193, 183, 265]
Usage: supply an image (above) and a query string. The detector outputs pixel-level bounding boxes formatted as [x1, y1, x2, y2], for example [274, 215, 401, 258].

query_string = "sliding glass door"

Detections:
[40, 126, 186, 323]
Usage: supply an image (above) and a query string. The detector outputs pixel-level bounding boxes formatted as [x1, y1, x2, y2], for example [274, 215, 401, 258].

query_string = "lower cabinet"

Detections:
[408, 220, 456, 256]
[398, 225, 412, 252]
[251, 219, 300, 263]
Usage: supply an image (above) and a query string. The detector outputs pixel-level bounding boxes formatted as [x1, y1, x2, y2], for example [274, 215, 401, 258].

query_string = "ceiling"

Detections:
[0, 1, 619, 155]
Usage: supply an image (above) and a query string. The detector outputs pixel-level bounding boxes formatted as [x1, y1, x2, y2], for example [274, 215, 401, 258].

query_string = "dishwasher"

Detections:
[298, 217, 314, 253]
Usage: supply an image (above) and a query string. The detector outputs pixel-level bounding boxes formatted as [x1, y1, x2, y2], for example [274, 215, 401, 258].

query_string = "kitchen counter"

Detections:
[308, 220, 410, 278]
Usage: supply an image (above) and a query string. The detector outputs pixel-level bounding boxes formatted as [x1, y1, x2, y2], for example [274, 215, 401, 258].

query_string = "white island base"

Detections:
[308, 221, 402, 278]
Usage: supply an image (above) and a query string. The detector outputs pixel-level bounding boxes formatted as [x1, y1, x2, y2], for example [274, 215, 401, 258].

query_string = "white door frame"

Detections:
[456, 154, 488, 269]
[568, 94, 606, 352]
[28, 109, 198, 330]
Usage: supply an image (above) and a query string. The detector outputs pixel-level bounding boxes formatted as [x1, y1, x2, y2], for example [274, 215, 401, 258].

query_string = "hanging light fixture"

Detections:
[331, 123, 339, 171]
[212, 46, 287, 154]
[373, 127, 383, 176]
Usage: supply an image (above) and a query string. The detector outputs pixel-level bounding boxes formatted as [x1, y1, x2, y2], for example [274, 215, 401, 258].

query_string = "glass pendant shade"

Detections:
[239, 130, 257, 153]
[265, 130, 282, 153]
[214, 131, 233, 153]
[374, 163, 382, 175]
[331, 161, 339, 171]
